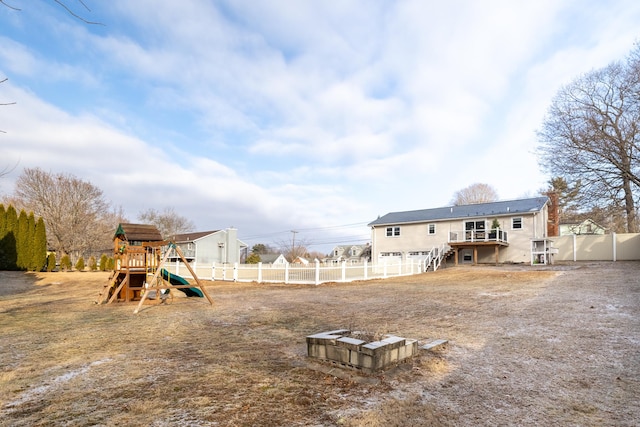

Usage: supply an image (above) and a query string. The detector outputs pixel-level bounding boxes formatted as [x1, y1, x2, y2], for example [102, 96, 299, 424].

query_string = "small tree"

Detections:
[106, 257, 115, 270]
[31, 217, 47, 271]
[46, 252, 56, 272]
[246, 253, 261, 264]
[75, 257, 85, 271]
[60, 254, 72, 271]
[88, 256, 97, 271]
[99, 254, 108, 271]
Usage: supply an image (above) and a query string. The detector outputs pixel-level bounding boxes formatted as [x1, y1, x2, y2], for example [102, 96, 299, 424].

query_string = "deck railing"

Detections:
[448, 228, 508, 244]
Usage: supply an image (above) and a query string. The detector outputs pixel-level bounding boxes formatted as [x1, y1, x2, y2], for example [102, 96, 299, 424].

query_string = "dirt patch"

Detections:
[1, 263, 639, 426]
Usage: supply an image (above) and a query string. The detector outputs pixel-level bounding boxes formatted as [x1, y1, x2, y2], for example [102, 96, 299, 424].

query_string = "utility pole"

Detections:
[291, 230, 298, 260]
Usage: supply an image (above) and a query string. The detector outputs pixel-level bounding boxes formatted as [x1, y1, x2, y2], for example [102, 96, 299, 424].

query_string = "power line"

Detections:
[239, 221, 370, 240]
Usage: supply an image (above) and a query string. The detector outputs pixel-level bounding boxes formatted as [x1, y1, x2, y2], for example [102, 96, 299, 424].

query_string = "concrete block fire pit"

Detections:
[306, 329, 418, 373]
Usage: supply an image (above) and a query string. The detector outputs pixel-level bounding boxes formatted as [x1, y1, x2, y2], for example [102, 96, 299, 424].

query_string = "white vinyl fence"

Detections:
[164, 244, 448, 285]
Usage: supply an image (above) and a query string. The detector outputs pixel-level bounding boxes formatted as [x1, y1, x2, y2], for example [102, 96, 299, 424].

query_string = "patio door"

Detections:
[465, 220, 486, 240]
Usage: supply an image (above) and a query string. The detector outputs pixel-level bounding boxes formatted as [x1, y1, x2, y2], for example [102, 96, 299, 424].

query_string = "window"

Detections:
[428, 224, 436, 235]
[386, 226, 400, 237]
[465, 220, 486, 231]
[512, 217, 523, 229]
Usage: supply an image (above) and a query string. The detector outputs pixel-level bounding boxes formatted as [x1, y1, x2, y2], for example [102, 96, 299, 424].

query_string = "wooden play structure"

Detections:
[96, 223, 213, 313]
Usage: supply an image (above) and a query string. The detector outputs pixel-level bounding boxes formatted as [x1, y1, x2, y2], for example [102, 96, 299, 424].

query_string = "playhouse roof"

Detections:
[114, 223, 164, 242]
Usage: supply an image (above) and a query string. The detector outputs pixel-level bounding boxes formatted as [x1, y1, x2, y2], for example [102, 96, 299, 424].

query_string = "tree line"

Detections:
[0, 204, 47, 271]
[2, 168, 195, 265]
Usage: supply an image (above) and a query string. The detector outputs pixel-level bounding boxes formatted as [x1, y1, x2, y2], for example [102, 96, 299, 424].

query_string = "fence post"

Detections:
[233, 262, 238, 281]
[573, 234, 577, 262]
[341, 261, 346, 282]
[364, 259, 368, 280]
[612, 232, 617, 262]
[176, 260, 180, 276]
[257, 262, 263, 283]
[315, 259, 320, 285]
[285, 263, 289, 284]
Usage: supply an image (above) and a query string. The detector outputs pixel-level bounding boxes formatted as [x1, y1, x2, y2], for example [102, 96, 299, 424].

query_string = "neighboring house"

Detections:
[559, 218, 607, 236]
[168, 228, 247, 265]
[292, 256, 309, 265]
[327, 244, 370, 264]
[368, 197, 552, 265]
[258, 253, 288, 265]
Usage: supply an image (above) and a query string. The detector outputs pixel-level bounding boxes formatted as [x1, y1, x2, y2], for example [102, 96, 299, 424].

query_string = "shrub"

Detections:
[99, 254, 108, 271]
[75, 257, 85, 271]
[46, 253, 56, 272]
[246, 253, 261, 264]
[60, 255, 72, 271]
[88, 256, 97, 271]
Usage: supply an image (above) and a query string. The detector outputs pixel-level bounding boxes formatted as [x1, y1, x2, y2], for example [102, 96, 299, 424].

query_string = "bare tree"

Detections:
[1, 77, 17, 135]
[10, 167, 114, 257]
[537, 44, 640, 233]
[451, 183, 499, 206]
[276, 233, 310, 262]
[0, 0, 102, 25]
[137, 207, 195, 239]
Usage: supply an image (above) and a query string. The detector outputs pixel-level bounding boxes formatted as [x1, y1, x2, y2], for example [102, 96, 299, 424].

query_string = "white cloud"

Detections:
[2, 0, 640, 251]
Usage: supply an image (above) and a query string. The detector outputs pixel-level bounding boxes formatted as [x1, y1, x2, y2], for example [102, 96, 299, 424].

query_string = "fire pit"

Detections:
[306, 329, 418, 373]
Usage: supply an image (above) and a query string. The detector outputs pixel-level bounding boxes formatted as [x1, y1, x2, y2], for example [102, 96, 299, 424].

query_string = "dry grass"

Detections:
[1, 262, 639, 426]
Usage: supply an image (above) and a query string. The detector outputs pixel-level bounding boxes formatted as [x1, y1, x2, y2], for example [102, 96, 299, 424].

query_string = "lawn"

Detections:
[1, 262, 639, 426]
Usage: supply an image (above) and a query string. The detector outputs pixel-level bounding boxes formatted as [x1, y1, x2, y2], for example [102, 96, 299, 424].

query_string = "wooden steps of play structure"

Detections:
[95, 272, 117, 304]
[421, 339, 448, 351]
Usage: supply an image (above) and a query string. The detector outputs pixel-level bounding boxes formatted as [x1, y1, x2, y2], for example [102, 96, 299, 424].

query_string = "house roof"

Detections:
[260, 253, 285, 263]
[169, 230, 220, 242]
[114, 223, 163, 242]
[368, 197, 549, 227]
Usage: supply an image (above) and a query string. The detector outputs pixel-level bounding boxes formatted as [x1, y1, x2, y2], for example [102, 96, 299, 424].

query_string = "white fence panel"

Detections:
[162, 245, 448, 285]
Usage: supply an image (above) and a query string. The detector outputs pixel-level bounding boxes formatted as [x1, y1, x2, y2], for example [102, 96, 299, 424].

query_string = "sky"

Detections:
[1, 1, 639, 254]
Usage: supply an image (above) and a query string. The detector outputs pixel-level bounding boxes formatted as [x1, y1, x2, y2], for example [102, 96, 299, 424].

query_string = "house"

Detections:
[292, 256, 309, 265]
[368, 197, 551, 265]
[258, 253, 288, 265]
[167, 227, 247, 265]
[559, 218, 607, 236]
[327, 244, 370, 264]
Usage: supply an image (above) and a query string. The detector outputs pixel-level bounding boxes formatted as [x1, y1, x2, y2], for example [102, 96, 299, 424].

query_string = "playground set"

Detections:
[96, 223, 213, 313]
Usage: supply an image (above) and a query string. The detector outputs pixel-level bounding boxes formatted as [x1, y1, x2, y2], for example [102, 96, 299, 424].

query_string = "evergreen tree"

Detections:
[17, 210, 29, 270]
[46, 252, 56, 272]
[60, 254, 72, 271]
[1, 205, 19, 270]
[32, 217, 48, 271]
[0, 204, 5, 239]
[99, 254, 108, 271]
[0, 204, 6, 270]
[75, 257, 85, 271]
[25, 212, 36, 271]
[88, 256, 97, 271]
